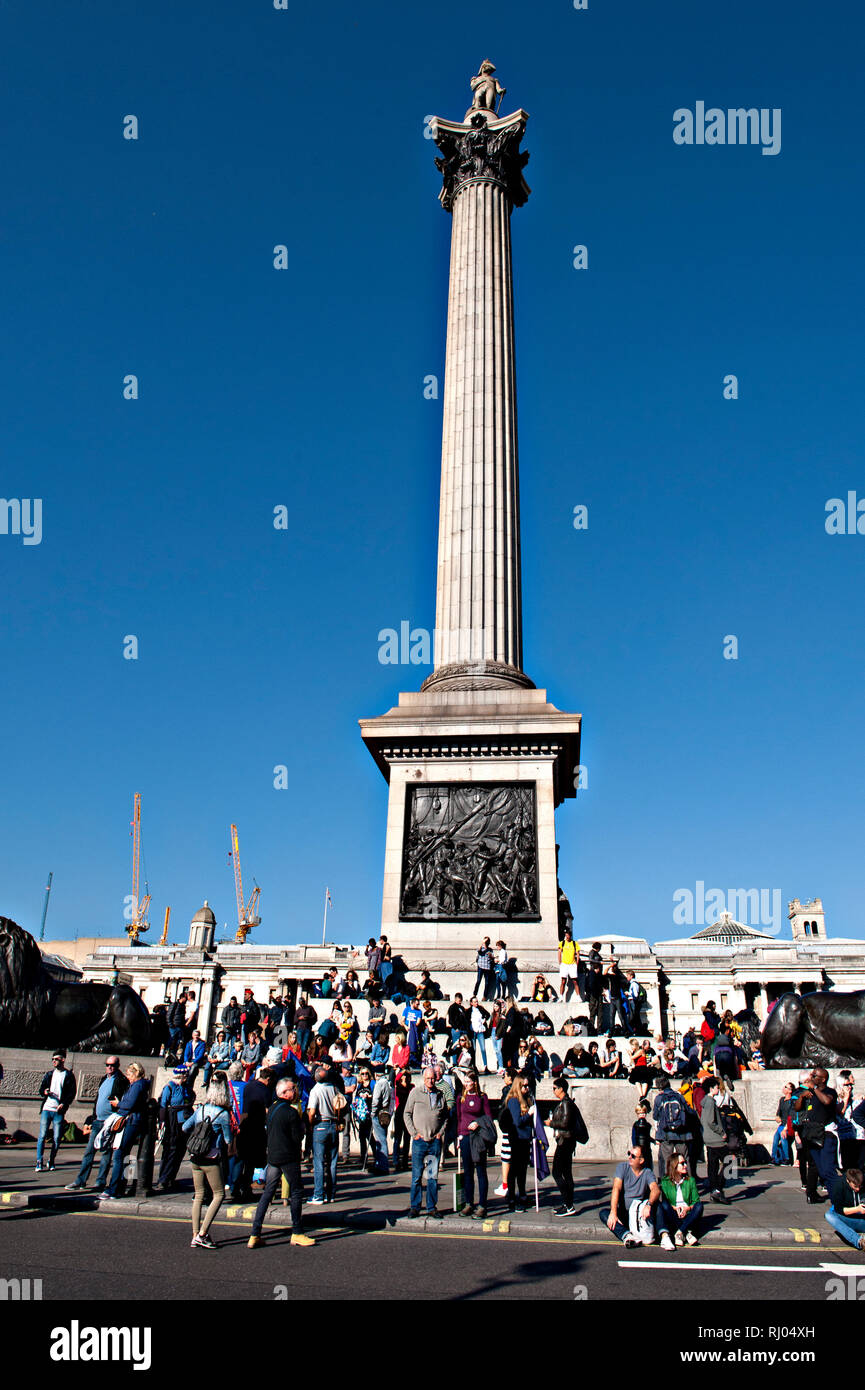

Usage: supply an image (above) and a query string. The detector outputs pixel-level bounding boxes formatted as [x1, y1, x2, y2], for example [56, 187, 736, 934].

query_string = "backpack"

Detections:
[700, 1020, 716, 1042]
[353, 1090, 370, 1124]
[658, 1094, 689, 1135]
[633, 982, 647, 1008]
[187, 1110, 216, 1159]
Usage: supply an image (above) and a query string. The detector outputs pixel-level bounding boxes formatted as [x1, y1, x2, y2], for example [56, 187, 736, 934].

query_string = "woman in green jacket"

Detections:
[657, 1152, 703, 1248]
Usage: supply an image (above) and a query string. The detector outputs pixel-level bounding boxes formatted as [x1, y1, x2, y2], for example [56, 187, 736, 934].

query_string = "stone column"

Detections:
[423, 107, 534, 693]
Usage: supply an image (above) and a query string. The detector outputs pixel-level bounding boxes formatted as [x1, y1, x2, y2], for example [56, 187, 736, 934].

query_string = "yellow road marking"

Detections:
[77, 1212, 841, 1254]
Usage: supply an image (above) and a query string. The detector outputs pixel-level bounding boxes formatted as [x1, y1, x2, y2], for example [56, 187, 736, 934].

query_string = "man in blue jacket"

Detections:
[66, 1056, 127, 1191]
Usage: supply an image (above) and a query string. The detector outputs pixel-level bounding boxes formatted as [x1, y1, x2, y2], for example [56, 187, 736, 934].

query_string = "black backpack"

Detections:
[186, 1111, 216, 1159]
[658, 1094, 689, 1135]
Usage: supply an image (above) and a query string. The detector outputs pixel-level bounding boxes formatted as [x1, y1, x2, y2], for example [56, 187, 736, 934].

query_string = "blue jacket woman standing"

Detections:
[99, 1064, 150, 1200]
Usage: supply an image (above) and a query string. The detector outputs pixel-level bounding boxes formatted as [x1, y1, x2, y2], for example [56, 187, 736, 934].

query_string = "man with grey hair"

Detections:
[248, 1078, 314, 1249]
[307, 1065, 343, 1205]
[404, 1066, 448, 1218]
[66, 1056, 126, 1192]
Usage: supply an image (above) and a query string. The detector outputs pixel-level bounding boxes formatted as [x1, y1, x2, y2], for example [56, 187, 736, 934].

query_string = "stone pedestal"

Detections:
[360, 685, 580, 961]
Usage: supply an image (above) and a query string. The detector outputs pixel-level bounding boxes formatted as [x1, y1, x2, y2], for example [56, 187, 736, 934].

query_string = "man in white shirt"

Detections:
[36, 1051, 77, 1172]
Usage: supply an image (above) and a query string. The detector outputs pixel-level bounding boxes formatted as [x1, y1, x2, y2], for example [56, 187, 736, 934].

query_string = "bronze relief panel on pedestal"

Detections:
[400, 783, 539, 921]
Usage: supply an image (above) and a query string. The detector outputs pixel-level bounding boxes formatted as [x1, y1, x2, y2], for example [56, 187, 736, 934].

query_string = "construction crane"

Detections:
[159, 905, 171, 946]
[126, 793, 151, 943]
[229, 822, 260, 944]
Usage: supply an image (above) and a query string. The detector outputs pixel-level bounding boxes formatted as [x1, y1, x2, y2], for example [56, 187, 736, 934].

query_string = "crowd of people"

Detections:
[26, 947, 865, 1259]
[28, 1038, 865, 1258]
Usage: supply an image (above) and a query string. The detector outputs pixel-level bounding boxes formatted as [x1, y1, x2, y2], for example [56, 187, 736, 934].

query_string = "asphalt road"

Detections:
[1, 1204, 860, 1303]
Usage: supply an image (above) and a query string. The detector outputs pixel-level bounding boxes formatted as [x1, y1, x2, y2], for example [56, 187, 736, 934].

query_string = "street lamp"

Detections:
[670, 1002, 678, 1046]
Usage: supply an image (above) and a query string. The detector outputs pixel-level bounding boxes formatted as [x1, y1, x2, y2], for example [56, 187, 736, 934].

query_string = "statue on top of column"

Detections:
[470, 60, 506, 115]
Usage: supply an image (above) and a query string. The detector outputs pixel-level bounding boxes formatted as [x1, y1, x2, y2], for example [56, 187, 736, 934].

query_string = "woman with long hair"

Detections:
[391, 1068, 413, 1171]
[502, 1074, 534, 1212]
[456, 1072, 493, 1219]
[391, 1029, 410, 1071]
[181, 1072, 232, 1249]
[99, 1062, 149, 1201]
[489, 1002, 505, 1072]
[658, 1151, 703, 1248]
[500, 996, 521, 1069]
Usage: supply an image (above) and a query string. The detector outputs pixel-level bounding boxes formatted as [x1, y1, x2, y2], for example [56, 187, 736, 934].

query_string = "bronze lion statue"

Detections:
[0, 917, 151, 1054]
[761, 989, 865, 1069]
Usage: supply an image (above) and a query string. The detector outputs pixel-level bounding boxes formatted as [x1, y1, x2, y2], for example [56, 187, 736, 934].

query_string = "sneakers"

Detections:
[554, 1205, 577, 1217]
[493, 1183, 508, 1197]
[34, 1164, 43, 1173]
[459, 1203, 474, 1217]
[674, 1230, 685, 1248]
[98, 1193, 117, 1201]
[65, 1182, 85, 1191]
[192, 1233, 216, 1249]
[290, 1233, 316, 1247]
[247, 1235, 263, 1249]
[472, 1206, 487, 1220]
[307, 1197, 326, 1206]
[660, 1232, 675, 1251]
[685, 1232, 700, 1247]
[428, 1208, 444, 1220]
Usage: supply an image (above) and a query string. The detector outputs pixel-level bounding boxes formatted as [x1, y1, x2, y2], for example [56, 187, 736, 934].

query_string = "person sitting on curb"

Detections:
[825, 1166, 865, 1251]
[600, 1144, 661, 1248]
[657, 1151, 703, 1249]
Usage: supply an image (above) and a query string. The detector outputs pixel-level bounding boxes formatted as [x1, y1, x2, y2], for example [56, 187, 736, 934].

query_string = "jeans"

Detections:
[491, 1036, 503, 1069]
[72, 1122, 114, 1187]
[156, 1109, 189, 1188]
[825, 1208, 865, 1249]
[771, 1124, 792, 1164]
[371, 1114, 390, 1173]
[804, 1136, 839, 1200]
[656, 1196, 703, 1238]
[37, 1110, 64, 1167]
[312, 1121, 338, 1201]
[105, 1125, 141, 1197]
[600, 1199, 654, 1244]
[494, 965, 508, 999]
[508, 1138, 530, 1205]
[392, 1110, 410, 1169]
[473, 1032, 490, 1071]
[410, 1137, 442, 1213]
[356, 1117, 372, 1168]
[553, 1139, 575, 1206]
[608, 996, 629, 1033]
[167, 1027, 184, 1057]
[459, 1135, 488, 1207]
[380, 961, 394, 996]
[252, 1162, 304, 1235]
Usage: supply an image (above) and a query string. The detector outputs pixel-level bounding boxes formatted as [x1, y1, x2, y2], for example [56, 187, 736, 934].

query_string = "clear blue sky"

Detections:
[2, 1, 863, 947]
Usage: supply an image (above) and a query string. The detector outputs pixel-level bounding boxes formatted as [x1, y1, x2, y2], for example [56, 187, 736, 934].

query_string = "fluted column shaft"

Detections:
[433, 177, 523, 675]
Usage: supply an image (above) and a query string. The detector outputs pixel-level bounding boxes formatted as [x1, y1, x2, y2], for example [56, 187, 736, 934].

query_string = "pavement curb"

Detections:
[2, 1188, 836, 1245]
